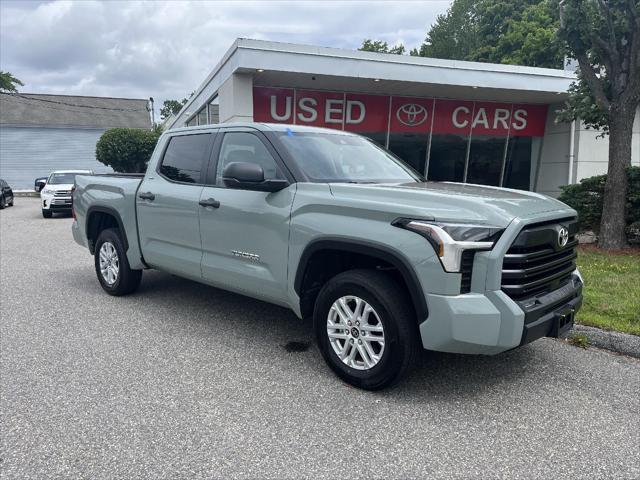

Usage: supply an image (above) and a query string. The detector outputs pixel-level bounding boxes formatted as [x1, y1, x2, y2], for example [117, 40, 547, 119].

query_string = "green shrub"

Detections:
[96, 128, 161, 173]
[559, 166, 640, 240]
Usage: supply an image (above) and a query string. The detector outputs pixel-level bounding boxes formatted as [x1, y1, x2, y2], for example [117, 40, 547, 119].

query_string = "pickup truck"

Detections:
[73, 123, 583, 389]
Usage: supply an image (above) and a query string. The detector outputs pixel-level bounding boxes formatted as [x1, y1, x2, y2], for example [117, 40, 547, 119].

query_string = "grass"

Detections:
[576, 245, 640, 336]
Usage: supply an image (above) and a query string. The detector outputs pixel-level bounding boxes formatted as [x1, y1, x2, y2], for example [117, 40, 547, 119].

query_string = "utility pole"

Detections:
[149, 97, 155, 127]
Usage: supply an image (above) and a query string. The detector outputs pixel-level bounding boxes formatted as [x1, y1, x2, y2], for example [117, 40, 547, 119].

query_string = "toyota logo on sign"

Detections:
[396, 104, 428, 127]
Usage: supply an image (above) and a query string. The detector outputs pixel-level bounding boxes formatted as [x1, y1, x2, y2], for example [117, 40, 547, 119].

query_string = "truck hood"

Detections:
[328, 181, 574, 227]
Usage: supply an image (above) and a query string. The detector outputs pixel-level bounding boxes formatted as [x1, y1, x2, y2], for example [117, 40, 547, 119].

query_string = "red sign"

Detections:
[253, 86, 548, 137]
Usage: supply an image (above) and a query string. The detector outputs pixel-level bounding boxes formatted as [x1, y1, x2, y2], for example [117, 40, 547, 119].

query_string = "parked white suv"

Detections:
[41, 170, 92, 218]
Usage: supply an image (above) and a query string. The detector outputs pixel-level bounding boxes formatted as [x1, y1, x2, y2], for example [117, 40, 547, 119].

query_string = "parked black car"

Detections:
[0, 179, 14, 209]
[34, 176, 47, 192]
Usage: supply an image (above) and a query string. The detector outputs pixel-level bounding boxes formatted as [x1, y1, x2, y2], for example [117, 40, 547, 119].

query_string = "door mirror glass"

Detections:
[35, 181, 45, 192]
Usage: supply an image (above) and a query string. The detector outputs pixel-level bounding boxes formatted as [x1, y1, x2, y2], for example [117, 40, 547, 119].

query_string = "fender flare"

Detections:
[86, 205, 129, 254]
[294, 238, 428, 320]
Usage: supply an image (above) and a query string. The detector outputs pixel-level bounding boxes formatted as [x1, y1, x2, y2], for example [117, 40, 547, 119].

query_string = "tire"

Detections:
[8, 200, 13, 206]
[313, 269, 419, 390]
[0, 196, 5, 209]
[42, 209, 52, 218]
[94, 228, 142, 296]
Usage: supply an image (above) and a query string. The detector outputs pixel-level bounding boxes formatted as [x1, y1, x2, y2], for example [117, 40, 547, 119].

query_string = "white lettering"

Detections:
[493, 108, 510, 130]
[512, 109, 528, 130]
[297, 97, 318, 123]
[325, 99, 344, 124]
[452, 106, 471, 128]
[270, 95, 292, 121]
[345, 100, 366, 124]
[472, 108, 490, 129]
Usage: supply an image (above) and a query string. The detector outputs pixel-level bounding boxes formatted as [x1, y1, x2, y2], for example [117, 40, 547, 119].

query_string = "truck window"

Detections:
[159, 134, 211, 184]
[215, 132, 284, 187]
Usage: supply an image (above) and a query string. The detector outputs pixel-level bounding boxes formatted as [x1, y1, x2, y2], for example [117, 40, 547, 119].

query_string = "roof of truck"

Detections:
[166, 122, 355, 135]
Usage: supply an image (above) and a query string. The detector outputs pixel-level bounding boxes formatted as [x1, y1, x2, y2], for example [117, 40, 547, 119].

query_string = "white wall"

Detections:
[536, 104, 571, 196]
[218, 74, 253, 123]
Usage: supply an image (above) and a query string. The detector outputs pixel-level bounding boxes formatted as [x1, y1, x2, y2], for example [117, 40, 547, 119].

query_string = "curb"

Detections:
[14, 191, 40, 197]
[566, 324, 640, 359]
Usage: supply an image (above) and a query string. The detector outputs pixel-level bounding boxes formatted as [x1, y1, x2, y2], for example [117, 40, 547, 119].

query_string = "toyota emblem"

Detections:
[558, 227, 569, 248]
[396, 104, 428, 127]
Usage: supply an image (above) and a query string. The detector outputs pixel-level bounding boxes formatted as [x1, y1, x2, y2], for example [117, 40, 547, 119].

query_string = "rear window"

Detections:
[159, 134, 211, 183]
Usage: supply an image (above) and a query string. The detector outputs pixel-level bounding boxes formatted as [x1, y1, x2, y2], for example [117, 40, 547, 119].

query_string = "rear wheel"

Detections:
[42, 209, 52, 218]
[313, 269, 419, 390]
[94, 228, 142, 296]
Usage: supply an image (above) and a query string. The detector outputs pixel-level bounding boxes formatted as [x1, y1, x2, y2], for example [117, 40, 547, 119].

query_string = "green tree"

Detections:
[417, 0, 479, 60]
[416, 0, 563, 68]
[557, 0, 640, 249]
[0, 71, 24, 93]
[359, 39, 406, 55]
[160, 98, 187, 120]
[96, 128, 161, 173]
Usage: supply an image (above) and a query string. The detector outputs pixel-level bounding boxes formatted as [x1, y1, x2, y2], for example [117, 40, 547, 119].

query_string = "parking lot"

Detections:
[1, 197, 639, 479]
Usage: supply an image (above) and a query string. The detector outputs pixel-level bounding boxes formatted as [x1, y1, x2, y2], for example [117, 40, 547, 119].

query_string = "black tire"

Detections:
[8, 199, 13, 206]
[94, 228, 142, 296]
[313, 269, 419, 390]
[42, 209, 52, 218]
[0, 196, 5, 209]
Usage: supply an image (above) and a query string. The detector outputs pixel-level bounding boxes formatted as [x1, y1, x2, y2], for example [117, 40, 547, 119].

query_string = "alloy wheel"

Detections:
[326, 295, 385, 370]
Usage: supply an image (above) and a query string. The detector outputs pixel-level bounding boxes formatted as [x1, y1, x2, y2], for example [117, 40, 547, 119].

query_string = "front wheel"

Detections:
[0, 196, 5, 209]
[313, 269, 419, 390]
[94, 228, 142, 296]
[42, 209, 52, 218]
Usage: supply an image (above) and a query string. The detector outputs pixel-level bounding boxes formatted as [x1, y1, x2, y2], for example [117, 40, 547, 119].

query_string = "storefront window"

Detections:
[252, 87, 548, 190]
[208, 96, 220, 124]
[427, 134, 467, 182]
[466, 136, 506, 186]
[503, 136, 542, 190]
[197, 108, 207, 126]
[388, 133, 428, 175]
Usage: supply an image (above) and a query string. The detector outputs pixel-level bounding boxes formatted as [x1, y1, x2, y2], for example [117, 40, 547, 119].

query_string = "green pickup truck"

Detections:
[72, 123, 583, 389]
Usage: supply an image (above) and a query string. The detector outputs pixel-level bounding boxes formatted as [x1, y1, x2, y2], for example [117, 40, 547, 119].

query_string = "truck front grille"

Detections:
[54, 190, 72, 197]
[460, 250, 475, 293]
[501, 218, 578, 300]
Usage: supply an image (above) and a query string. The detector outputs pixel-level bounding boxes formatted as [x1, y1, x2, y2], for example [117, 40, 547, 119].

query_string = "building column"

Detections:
[218, 73, 254, 123]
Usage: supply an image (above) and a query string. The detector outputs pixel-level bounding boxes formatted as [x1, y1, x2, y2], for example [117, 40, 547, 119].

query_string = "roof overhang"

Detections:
[169, 38, 576, 128]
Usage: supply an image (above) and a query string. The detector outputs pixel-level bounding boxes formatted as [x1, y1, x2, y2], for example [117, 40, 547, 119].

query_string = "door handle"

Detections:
[199, 198, 220, 208]
[138, 192, 155, 201]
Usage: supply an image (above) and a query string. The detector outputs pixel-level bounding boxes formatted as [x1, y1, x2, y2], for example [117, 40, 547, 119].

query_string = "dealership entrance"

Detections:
[252, 87, 547, 190]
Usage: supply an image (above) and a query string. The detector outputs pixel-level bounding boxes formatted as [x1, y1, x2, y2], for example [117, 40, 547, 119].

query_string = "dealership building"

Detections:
[166, 38, 640, 196]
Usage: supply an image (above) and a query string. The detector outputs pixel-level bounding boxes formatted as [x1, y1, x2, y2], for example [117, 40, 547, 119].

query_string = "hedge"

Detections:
[558, 166, 640, 243]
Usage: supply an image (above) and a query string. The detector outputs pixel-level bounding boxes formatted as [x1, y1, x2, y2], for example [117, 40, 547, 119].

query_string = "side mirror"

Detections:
[222, 162, 288, 192]
[35, 181, 45, 192]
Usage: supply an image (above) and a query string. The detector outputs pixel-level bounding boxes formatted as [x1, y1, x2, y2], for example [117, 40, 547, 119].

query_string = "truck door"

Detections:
[198, 129, 295, 305]
[136, 132, 214, 280]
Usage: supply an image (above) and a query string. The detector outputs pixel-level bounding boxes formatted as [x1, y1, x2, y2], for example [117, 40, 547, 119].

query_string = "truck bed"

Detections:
[72, 173, 145, 269]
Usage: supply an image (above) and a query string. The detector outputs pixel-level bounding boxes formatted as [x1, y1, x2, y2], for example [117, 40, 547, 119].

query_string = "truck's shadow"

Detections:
[76, 267, 542, 399]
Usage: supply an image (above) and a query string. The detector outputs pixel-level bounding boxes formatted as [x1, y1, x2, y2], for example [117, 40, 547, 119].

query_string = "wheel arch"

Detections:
[86, 206, 129, 255]
[294, 238, 428, 322]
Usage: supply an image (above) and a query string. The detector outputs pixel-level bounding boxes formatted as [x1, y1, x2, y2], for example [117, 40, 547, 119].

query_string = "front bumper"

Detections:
[41, 194, 73, 210]
[418, 272, 583, 355]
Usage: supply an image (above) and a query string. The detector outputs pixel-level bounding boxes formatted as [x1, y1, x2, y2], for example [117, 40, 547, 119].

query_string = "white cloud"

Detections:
[0, 0, 451, 115]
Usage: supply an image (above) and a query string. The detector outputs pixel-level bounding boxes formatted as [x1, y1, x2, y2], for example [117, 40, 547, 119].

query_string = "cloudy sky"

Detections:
[0, 0, 451, 115]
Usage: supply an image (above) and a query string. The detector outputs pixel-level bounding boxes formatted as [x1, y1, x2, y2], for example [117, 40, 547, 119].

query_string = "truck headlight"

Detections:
[393, 219, 504, 272]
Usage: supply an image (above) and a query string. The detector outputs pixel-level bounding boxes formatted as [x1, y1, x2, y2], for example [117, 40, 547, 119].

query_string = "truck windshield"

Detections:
[274, 131, 422, 183]
[48, 173, 79, 184]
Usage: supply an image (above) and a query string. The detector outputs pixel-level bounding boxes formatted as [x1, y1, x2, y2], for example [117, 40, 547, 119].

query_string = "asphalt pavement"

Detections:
[1, 198, 639, 479]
